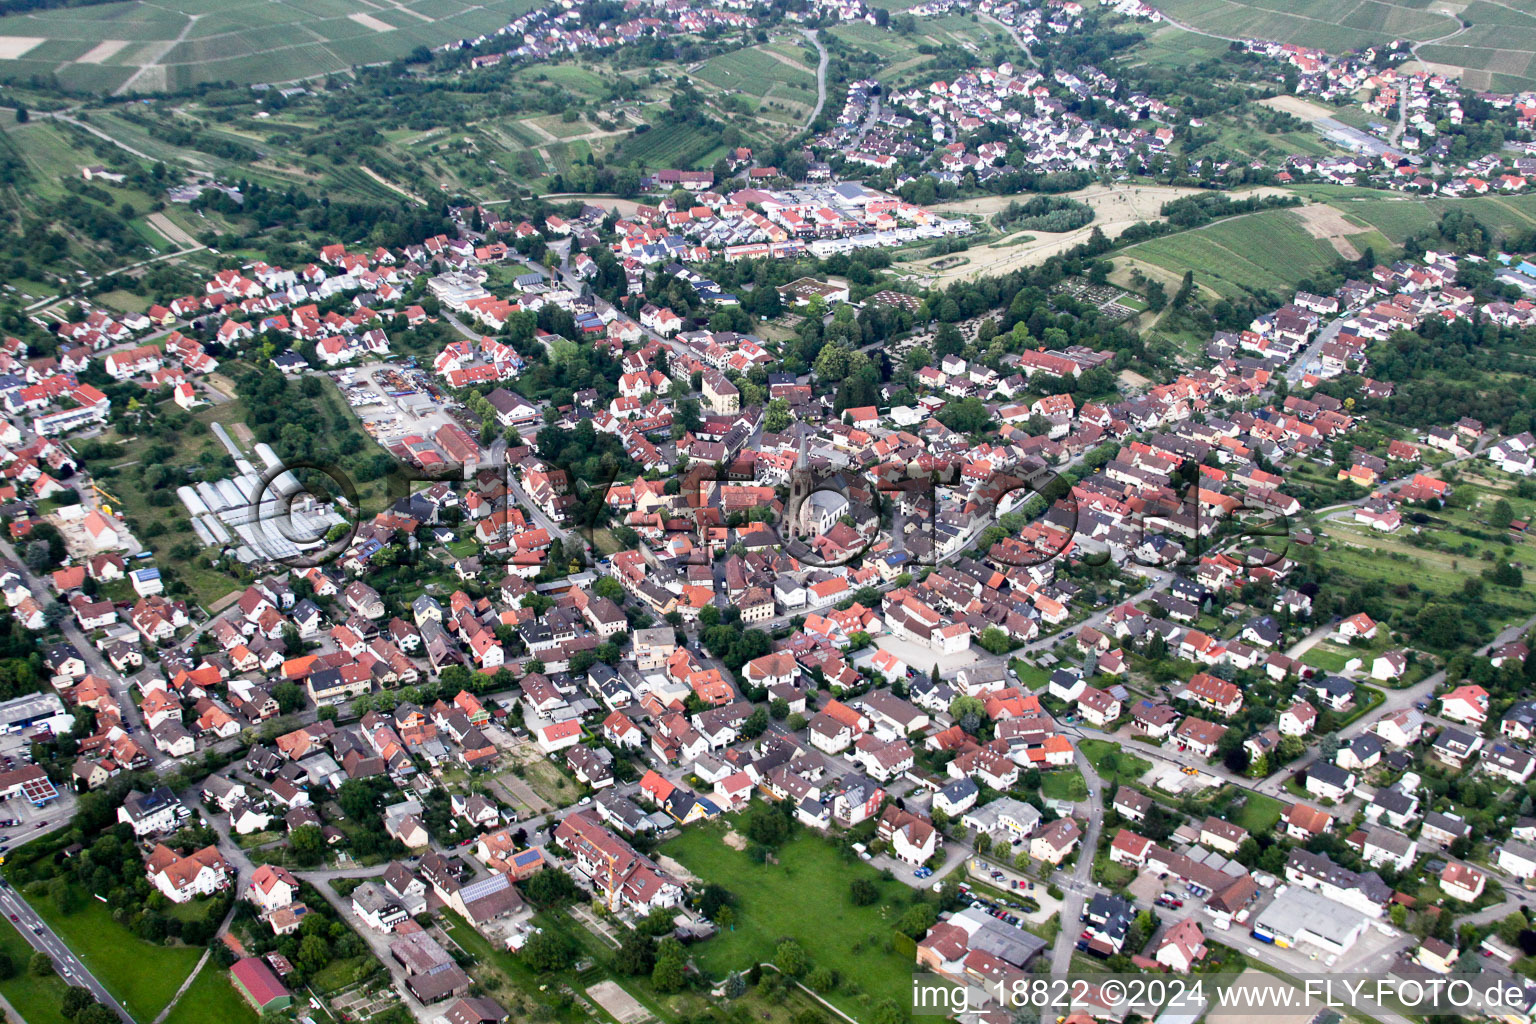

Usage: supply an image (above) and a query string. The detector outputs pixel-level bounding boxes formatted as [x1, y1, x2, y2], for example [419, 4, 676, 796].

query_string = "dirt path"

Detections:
[113, 13, 202, 95]
[760, 46, 814, 76]
[360, 166, 427, 205]
[911, 183, 1285, 284]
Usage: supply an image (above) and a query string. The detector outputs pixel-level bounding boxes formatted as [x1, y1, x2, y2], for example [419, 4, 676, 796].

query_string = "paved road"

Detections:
[801, 30, 828, 127]
[0, 883, 131, 1020]
[1020, 568, 1175, 655]
[0, 537, 159, 761]
[1284, 304, 1359, 384]
[1281, 610, 1536, 784]
[980, 12, 1039, 69]
[1049, 754, 1103, 975]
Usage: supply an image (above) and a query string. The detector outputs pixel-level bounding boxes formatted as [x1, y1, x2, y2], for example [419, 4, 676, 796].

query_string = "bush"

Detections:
[991, 195, 1094, 233]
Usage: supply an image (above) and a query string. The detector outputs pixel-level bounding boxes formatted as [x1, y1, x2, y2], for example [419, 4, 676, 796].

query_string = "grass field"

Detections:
[0, 0, 546, 92]
[1298, 642, 1356, 673]
[0, 915, 73, 1024]
[1040, 768, 1089, 802]
[1077, 739, 1153, 787]
[660, 825, 919, 1014]
[160, 959, 258, 1024]
[1232, 792, 1285, 833]
[30, 886, 204, 1017]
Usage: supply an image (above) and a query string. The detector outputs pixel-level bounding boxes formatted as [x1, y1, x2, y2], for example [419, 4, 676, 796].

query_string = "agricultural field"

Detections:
[1416, 0, 1536, 90]
[0, 0, 547, 93]
[830, 16, 1008, 86]
[1316, 191, 1536, 244]
[1119, 20, 1234, 68]
[692, 45, 818, 124]
[611, 120, 725, 171]
[1147, 0, 1460, 51]
[1120, 206, 1359, 300]
[1151, 0, 1536, 90]
[1312, 480, 1536, 631]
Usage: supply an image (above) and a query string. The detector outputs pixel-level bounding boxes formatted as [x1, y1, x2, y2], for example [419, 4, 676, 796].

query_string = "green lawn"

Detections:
[1009, 658, 1051, 689]
[1076, 740, 1152, 787]
[1299, 644, 1355, 673]
[1232, 792, 1285, 834]
[30, 886, 203, 1018]
[660, 826, 919, 1014]
[0, 915, 73, 1024]
[161, 958, 257, 1024]
[1040, 769, 1089, 802]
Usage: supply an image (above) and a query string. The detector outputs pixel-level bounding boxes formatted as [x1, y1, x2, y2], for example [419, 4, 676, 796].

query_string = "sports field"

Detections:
[0, 0, 544, 93]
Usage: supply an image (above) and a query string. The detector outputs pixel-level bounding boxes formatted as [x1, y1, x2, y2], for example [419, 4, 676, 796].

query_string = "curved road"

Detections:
[802, 29, 828, 128]
[980, 12, 1039, 69]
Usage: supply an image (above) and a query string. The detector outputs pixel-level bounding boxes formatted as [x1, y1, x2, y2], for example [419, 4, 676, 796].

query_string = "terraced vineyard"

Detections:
[0, 0, 545, 93]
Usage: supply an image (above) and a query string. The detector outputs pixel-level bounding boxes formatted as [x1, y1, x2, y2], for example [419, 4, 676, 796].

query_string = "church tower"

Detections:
[786, 429, 813, 537]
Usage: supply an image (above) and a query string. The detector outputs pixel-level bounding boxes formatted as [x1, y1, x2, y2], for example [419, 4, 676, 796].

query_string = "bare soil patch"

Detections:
[347, 12, 396, 32]
[1294, 203, 1363, 259]
[78, 40, 128, 64]
[912, 184, 1288, 284]
[1259, 94, 1340, 123]
[587, 981, 654, 1024]
[0, 37, 44, 60]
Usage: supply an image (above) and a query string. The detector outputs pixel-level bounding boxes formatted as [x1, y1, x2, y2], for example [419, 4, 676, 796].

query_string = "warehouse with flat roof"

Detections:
[1250, 887, 1370, 956]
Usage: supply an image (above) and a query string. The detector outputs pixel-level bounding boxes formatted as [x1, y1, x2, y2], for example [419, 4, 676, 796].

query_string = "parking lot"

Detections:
[0, 784, 74, 855]
[873, 633, 987, 677]
[331, 363, 466, 454]
[954, 879, 1045, 931]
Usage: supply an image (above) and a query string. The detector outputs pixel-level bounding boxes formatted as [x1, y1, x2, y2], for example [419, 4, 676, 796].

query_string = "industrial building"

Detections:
[1251, 887, 1371, 956]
